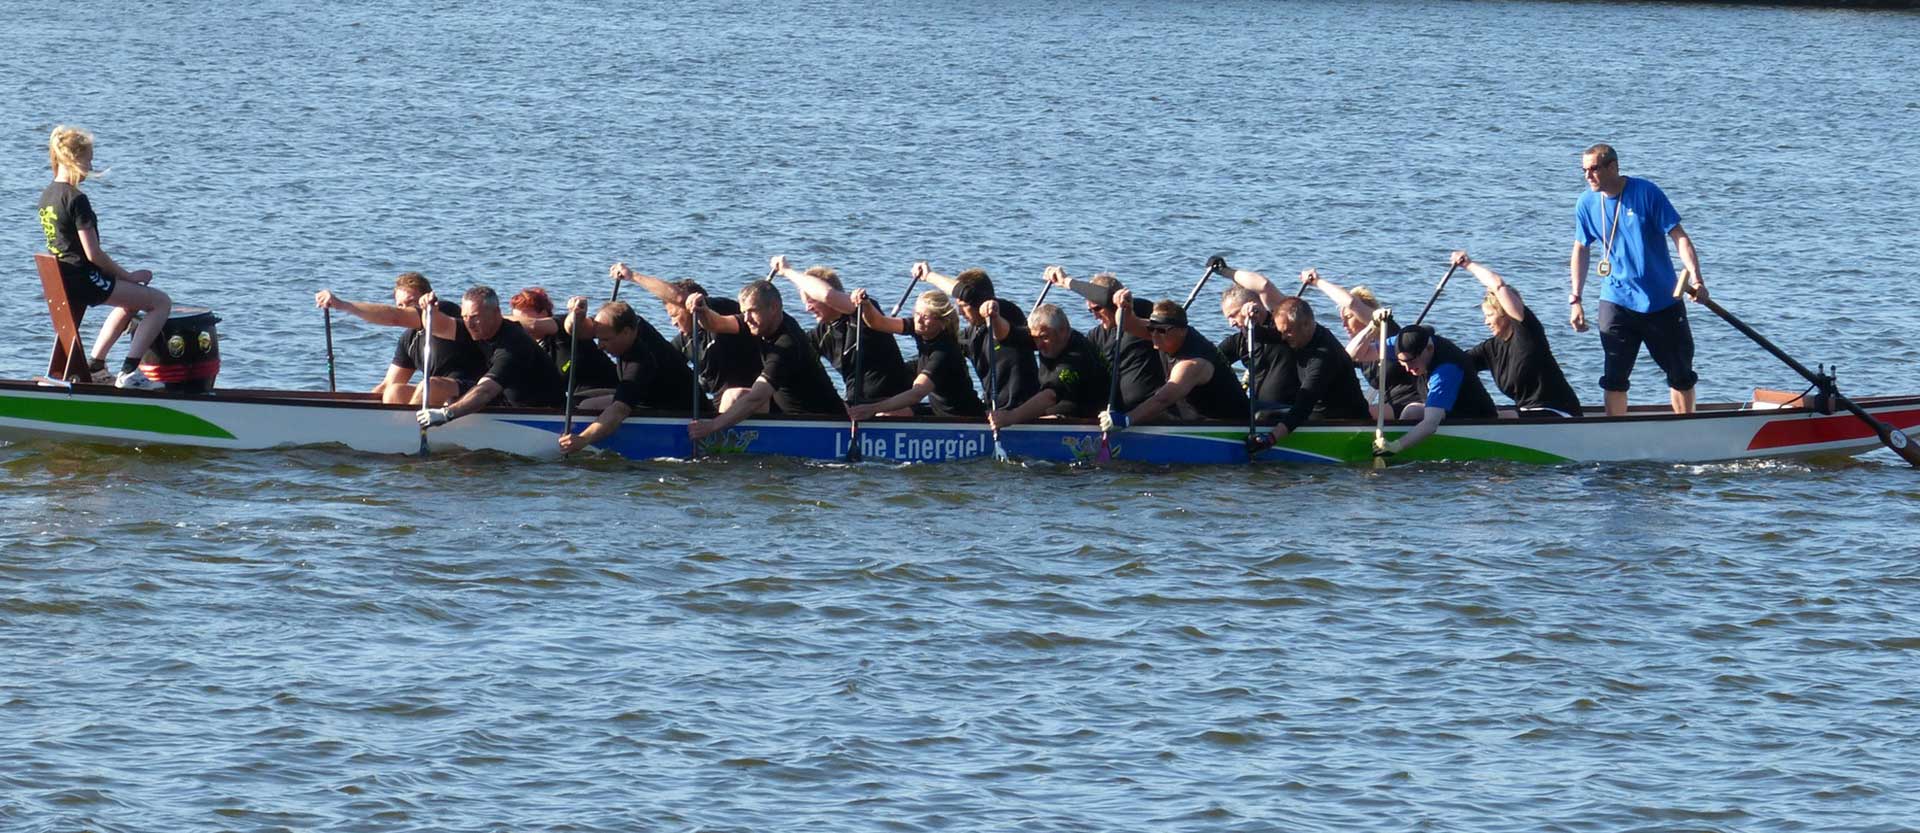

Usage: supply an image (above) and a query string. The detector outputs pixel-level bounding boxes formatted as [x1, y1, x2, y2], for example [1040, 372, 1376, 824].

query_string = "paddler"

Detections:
[767, 255, 914, 405]
[1216, 273, 1298, 413]
[915, 263, 1040, 410]
[1246, 296, 1372, 448]
[1372, 324, 1499, 459]
[611, 263, 763, 411]
[1454, 251, 1582, 418]
[844, 287, 985, 419]
[555, 297, 710, 455]
[986, 302, 1110, 429]
[1301, 269, 1420, 419]
[39, 126, 172, 388]
[316, 271, 483, 406]
[1042, 267, 1164, 411]
[686, 280, 846, 442]
[416, 286, 567, 428]
[507, 286, 619, 393]
[1571, 143, 1708, 415]
[1097, 291, 1248, 432]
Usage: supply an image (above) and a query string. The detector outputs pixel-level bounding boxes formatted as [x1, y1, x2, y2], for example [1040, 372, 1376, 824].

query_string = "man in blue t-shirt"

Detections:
[1569, 143, 1708, 416]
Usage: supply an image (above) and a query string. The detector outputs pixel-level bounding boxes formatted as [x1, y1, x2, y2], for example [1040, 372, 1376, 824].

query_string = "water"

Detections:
[4, 1, 1920, 830]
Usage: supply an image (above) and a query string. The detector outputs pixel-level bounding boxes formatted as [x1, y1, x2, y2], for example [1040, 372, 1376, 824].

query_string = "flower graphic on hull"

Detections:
[698, 429, 758, 456]
[1062, 434, 1119, 463]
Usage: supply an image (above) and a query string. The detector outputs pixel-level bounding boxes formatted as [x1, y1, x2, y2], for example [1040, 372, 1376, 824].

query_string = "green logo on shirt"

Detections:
[38, 206, 62, 256]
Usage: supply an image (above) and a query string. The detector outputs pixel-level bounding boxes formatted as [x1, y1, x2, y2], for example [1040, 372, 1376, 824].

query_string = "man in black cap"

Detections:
[1373, 324, 1499, 458]
[1098, 291, 1247, 432]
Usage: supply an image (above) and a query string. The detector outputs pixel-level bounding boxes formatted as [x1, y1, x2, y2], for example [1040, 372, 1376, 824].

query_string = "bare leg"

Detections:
[1604, 390, 1628, 417]
[98, 282, 172, 366]
[89, 307, 133, 362]
[1670, 387, 1695, 414]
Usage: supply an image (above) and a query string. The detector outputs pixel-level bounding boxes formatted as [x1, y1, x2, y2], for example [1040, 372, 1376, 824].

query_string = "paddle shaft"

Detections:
[688, 310, 702, 459]
[417, 304, 432, 457]
[323, 308, 337, 392]
[1242, 322, 1259, 446]
[1030, 282, 1051, 317]
[889, 276, 922, 317]
[1411, 263, 1461, 327]
[1374, 314, 1390, 470]
[847, 303, 863, 463]
[1181, 263, 1220, 311]
[1692, 290, 1920, 466]
[562, 312, 580, 435]
[1097, 307, 1123, 463]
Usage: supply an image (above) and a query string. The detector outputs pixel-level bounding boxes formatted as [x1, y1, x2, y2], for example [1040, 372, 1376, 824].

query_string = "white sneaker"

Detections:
[115, 370, 161, 390]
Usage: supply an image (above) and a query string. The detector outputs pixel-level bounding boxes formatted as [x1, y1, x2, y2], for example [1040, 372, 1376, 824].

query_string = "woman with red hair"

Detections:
[508, 286, 618, 393]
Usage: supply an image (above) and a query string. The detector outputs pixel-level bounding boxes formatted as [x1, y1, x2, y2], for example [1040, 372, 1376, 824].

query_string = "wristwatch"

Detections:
[1568, 295, 1582, 305]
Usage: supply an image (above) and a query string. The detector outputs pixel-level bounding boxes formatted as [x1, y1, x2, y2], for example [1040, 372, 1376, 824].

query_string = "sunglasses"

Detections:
[1581, 160, 1616, 175]
[1146, 324, 1178, 334]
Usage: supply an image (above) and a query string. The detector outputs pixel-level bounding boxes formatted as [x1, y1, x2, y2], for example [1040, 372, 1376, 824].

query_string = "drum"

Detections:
[137, 306, 221, 393]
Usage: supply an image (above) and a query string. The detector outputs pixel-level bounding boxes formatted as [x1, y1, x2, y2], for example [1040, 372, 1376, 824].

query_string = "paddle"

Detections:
[986, 315, 1009, 463]
[888, 273, 922, 317]
[847, 298, 864, 463]
[1097, 285, 1123, 465]
[1373, 308, 1392, 470]
[1186, 255, 1228, 311]
[1030, 282, 1051, 317]
[688, 304, 702, 460]
[323, 308, 337, 393]
[1411, 262, 1462, 327]
[417, 302, 432, 457]
[562, 303, 581, 436]
[1242, 320, 1260, 458]
[1677, 271, 1920, 467]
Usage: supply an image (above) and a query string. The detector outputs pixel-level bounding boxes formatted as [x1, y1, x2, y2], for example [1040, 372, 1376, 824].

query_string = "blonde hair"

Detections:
[915, 289, 960, 341]
[1350, 285, 1380, 308]
[803, 265, 843, 290]
[49, 126, 94, 181]
[1481, 290, 1503, 315]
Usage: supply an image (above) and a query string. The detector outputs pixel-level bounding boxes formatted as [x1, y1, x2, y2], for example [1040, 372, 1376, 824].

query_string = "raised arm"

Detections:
[613, 262, 686, 310]
[913, 262, 957, 295]
[1226, 269, 1287, 311]
[1112, 288, 1152, 340]
[1302, 269, 1374, 319]
[1456, 251, 1524, 322]
[772, 255, 857, 315]
[316, 291, 421, 328]
[850, 289, 908, 335]
[684, 292, 743, 335]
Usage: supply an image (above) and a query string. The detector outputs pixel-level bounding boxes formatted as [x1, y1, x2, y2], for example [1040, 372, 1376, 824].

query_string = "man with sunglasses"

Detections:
[1042, 267, 1164, 412]
[1571, 143, 1708, 416]
[555, 297, 710, 455]
[1097, 291, 1248, 432]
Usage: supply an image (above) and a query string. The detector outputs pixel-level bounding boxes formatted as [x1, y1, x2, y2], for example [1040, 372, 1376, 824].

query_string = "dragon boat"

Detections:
[3, 378, 1917, 465]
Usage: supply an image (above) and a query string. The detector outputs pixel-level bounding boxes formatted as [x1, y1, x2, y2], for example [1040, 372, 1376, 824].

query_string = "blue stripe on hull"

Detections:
[504, 417, 1342, 465]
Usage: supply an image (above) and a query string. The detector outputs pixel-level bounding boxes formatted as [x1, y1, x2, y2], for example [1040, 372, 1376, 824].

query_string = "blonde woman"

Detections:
[845, 288, 984, 419]
[1302, 269, 1418, 417]
[38, 126, 171, 388]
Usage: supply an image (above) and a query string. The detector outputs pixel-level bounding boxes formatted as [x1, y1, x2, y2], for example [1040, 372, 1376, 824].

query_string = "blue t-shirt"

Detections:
[1575, 176, 1682, 314]
[1425, 361, 1466, 413]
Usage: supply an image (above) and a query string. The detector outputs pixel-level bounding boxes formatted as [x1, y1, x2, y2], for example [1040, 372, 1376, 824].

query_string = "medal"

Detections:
[1597, 195, 1622, 280]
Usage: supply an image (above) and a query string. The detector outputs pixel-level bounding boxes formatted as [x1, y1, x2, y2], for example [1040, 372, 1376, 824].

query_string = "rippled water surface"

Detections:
[4, 1, 1920, 831]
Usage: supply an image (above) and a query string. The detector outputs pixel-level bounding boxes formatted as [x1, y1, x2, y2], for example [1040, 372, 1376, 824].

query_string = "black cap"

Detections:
[1394, 325, 1434, 359]
[952, 280, 994, 308]
[1148, 304, 1187, 328]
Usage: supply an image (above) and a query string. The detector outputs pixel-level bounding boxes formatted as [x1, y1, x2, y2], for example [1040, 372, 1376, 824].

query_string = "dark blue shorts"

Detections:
[1597, 300, 1697, 392]
[61, 263, 116, 308]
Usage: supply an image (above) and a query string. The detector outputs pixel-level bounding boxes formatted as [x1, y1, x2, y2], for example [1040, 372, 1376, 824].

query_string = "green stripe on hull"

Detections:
[1180, 428, 1570, 464]
[0, 394, 237, 440]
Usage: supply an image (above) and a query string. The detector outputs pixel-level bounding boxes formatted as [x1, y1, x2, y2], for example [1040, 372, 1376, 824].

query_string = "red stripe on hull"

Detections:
[1748, 407, 1920, 451]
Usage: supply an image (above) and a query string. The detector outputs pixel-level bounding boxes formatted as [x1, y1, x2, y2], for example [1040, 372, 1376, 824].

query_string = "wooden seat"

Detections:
[34, 252, 89, 382]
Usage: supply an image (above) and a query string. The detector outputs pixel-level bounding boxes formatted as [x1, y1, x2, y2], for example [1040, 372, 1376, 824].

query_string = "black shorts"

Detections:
[61, 263, 115, 308]
[1597, 300, 1698, 393]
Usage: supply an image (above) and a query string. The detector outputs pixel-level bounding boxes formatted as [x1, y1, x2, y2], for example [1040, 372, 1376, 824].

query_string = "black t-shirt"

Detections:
[1425, 335, 1500, 420]
[1468, 307, 1583, 415]
[1279, 324, 1373, 430]
[1087, 298, 1163, 411]
[964, 303, 1041, 410]
[812, 299, 913, 404]
[758, 313, 846, 416]
[1166, 329, 1249, 420]
[614, 314, 706, 414]
[38, 181, 97, 274]
[900, 319, 985, 417]
[470, 319, 565, 408]
[533, 318, 620, 390]
[391, 300, 487, 382]
[1223, 322, 1300, 404]
[673, 298, 762, 394]
[1356, 316, 1421, 414]
[1037, 331, 1111, 418]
